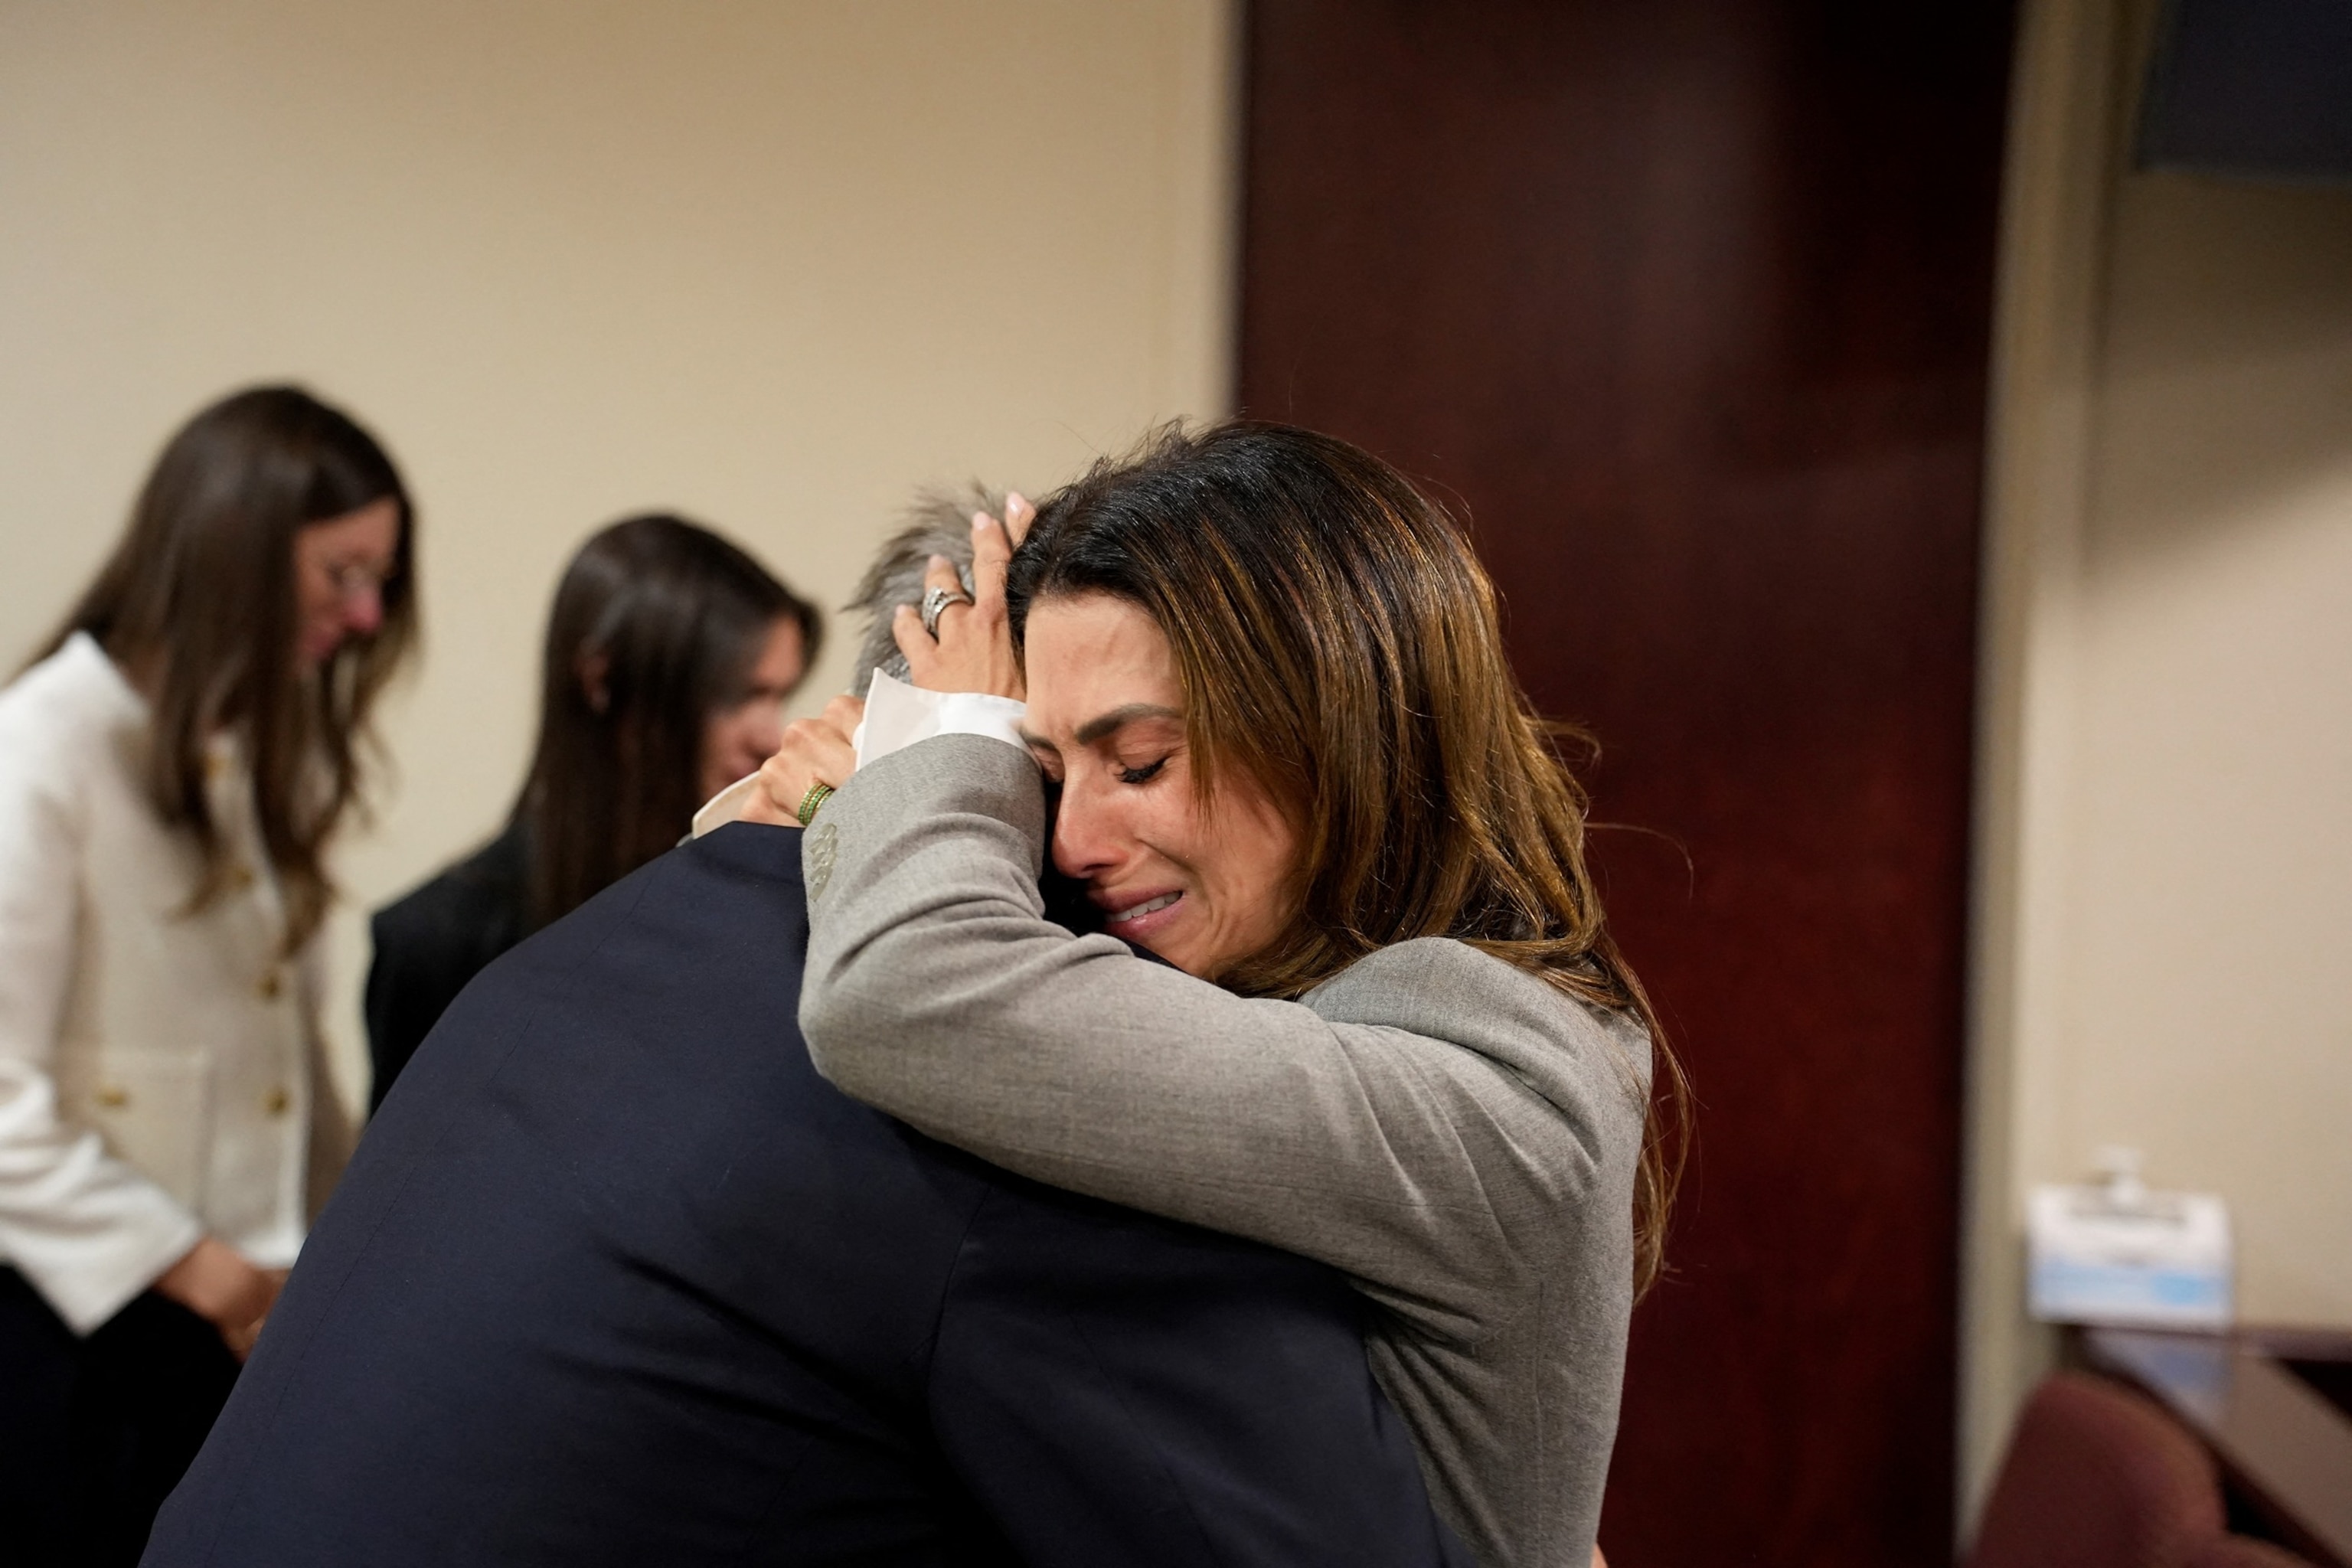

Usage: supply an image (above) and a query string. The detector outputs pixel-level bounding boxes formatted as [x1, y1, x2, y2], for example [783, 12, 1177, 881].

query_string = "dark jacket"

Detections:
[364, 821, 530, 1112]
[145, 822, 1465, 1566]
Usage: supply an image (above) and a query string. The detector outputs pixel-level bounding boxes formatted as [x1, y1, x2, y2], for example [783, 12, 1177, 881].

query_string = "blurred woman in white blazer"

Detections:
[0, 385, 417, 1566]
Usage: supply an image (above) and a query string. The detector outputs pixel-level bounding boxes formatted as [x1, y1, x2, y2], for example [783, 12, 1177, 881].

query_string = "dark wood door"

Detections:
[1237, 4, 2014, 1563]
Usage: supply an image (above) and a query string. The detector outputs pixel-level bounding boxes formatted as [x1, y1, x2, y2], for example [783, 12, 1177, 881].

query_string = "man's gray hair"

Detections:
[842, 485, 1004, 693]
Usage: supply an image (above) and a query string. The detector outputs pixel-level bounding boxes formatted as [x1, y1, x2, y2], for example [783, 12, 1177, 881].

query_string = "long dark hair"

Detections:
[513, 514, 819, 928]
[43, 384, 416, 953]
[1008, 420, 1688, 1297]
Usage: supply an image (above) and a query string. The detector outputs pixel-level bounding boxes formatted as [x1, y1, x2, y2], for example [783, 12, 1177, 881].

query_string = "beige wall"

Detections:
[0, 0, 1237, 1109]
[15, 0, 2346, 1534]
[1965, 0, 2352, 1527]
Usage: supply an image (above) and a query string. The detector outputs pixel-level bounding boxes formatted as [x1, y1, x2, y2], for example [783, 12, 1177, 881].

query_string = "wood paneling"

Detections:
[1238, 3, 2014, 1562]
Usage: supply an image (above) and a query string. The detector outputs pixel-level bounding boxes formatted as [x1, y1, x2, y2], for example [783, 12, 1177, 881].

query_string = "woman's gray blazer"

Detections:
[799, 735, 1652, 1568]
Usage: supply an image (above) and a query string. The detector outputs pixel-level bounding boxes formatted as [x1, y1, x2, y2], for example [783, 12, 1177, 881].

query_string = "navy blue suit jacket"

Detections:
[145, 824, 1462, 1566]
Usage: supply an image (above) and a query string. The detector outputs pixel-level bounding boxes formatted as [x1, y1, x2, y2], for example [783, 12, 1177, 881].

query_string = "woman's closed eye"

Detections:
[1116, 757, 1168, 786]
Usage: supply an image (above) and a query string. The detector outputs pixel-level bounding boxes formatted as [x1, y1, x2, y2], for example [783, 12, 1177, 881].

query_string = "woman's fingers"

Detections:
[738, 767, 797, 826]
[965, 493, 1030, 619]
[923, 551, 973, 631]
[891, 603, 936, 683]
[818, 692, 866, 736]
[924, 553, 974, 649]
[895, 556, 968, 688]
[970, 511, 1011, 615]
[229, 1270, 286, 1361]
[155, 1236, 279, 1359]
[904, 544, 1024, 699]
[745, 704, 860, 825]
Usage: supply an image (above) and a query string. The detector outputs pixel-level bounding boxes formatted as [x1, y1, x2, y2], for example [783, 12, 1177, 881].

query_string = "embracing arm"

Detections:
[799, 735, 1641, 1328]
[931, 1189, 1473, 1568]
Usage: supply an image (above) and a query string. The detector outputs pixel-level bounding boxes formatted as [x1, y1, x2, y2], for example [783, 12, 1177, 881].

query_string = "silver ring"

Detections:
[920, 584, 974, 639]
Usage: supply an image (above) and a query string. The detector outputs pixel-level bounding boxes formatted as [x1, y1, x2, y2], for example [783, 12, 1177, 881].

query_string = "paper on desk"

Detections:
[2028, 1180, 2233, 1330]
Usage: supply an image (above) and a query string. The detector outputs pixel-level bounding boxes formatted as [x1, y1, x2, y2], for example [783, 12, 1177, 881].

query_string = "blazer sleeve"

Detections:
[929, 1184, 1473, 1568]
[362, 906, 443, 1116]
[0, 705, 202, 1333]
[800, 736, 1638, 1338]
[364, 831, 531, 1115]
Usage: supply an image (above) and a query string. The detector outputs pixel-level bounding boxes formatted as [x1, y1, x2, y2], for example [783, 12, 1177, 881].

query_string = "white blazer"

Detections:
[0, 633, 351, 1334]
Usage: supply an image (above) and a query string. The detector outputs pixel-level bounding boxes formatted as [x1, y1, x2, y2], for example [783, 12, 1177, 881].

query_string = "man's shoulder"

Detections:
[674, 818, 808, 892]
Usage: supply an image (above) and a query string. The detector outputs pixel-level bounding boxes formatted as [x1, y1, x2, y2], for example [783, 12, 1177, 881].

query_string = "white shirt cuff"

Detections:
[690, 773, 763, 839]
[933, 692, 1029, 750]
[688, 672, 1028, 840]
[856, 671, 1026, 767]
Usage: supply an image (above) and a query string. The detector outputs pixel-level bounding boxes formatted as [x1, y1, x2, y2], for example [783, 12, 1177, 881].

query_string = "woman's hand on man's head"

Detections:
[745, 694, 864, 827]
[891, 494, 1034, 699]
[743, 492, 1032, 828]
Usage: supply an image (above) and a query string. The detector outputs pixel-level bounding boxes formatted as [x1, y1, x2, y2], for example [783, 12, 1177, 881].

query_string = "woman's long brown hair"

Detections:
[40, 385, 416, 954]
[510, 514, 820, 929]
[1008, 421, 1690, 1296]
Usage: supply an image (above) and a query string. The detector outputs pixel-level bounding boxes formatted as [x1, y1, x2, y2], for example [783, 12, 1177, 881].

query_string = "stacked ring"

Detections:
[796, 781, 836, 827]
[920, 583, 975, 639]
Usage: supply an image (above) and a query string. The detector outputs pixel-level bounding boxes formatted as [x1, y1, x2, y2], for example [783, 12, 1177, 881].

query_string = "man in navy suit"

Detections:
[142, 814, 1463, 1565]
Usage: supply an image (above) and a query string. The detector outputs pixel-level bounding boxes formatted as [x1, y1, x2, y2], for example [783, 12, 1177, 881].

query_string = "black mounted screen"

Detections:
[2138, 0, 2352, 183]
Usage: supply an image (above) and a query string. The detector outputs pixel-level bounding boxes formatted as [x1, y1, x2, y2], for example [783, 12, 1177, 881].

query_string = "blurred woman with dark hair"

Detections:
[364, 514, 818, 1108]
[0, 384, 416, 1564]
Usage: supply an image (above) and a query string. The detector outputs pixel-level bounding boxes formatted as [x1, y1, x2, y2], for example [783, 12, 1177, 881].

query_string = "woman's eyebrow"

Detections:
[1074, 704, 1183, 746]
